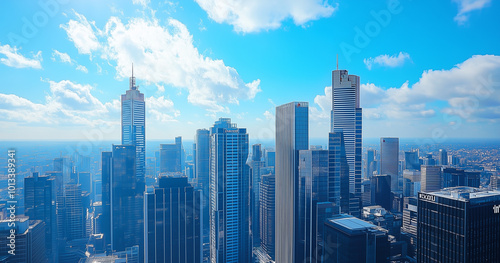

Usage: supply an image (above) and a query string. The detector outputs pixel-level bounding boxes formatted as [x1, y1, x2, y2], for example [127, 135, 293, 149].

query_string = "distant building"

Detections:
[380, 138, 399, 191]
[491, 175, 500, 190]
[404, 151, 420, 171]
[365, 149, 376, 178]
[194, 129, 210, 236]
[323, 214, 389, 263]
[438, 149, 448, 166]
[417, 187, 500, 262]
[371, 174, 392, 211]
[144, 176, 202, 263]
[160, 137, 184, 174]
[250, 144, 265, 247]
[421, 166, 441, 192]
[442, 168, 480, 188]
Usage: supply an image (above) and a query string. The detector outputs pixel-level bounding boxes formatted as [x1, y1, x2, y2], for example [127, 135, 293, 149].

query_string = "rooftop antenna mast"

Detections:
[130, 63, 136, 90]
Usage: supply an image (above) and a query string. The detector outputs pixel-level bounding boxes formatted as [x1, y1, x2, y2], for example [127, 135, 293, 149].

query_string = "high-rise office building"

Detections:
[24, 173, 58, 262]
[298, 149, 336, 263]
[380, 138, 399, 191]
[0, 217, 47, 263]
[194, 129, 210, 237]
[59, 184, 85, 242]
[331, 69, 362, 196]
[121, 66, 146, 191]
[491, 175, 500, 190]
[404, 151, 420, 171]
[250, 144, 265, 247]
[145, 176, 202, 263]
[54, 157, 73, 186]
[209, 118, 251, 263]
[323, 214, 389, 263]
[421, 166, 442, 192]
[417, 187, 500, 262]
[438, 149, 448, 166]
[102, 145, 143, 256]
[159, 137, 184, 175]
[276, 102, 308, 263]
[365, 149, 376, 178]
[371, 174, 392, 211]
[259, 173, 276, 261]
[329, 131, 358, 217]
[442, 168, 480, 188]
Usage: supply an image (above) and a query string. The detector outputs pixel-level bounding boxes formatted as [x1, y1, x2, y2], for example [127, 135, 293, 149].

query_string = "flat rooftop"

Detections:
[428, 187, 500, 202]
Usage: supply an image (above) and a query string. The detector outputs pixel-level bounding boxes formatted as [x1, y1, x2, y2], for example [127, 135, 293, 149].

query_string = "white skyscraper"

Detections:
[121, 66, 145, 190]
[331, 69, 362, 196]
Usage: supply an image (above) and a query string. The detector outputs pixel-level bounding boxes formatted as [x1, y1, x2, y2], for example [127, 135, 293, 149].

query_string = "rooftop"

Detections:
[428, 187, 500, 201]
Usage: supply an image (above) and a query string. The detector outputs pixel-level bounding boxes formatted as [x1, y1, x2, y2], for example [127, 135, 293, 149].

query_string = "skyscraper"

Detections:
[417, 187, 500, 262]
[380, 138, 399, 191]
[159, 137, 184, 175]
[102, 145, 144, 256]
[209, 118, 251, 263]
[404, 151, 420, 171]
[328, 131, 351, 215]
[371, 174, 392, 211]
[121, 66, 146, 191]
[442, 168, 480, 188]
[195, 129, 210, 237]
[259, 173, 276, 261]
[298, 149, 335, 263]
[250, 144, 265, 247]
[365, 149, 376, 178]
[24, 173, 57, 262]
[421, 165, 441, 192]
[438, 149, 448, 166]
[331, 69, 362, 196]
[145, 176, 202, 263]
[0, 217, 47, 263]
[276, 102, 308, 263]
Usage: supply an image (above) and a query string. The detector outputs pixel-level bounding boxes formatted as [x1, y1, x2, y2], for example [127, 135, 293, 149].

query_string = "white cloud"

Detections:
[195, 0, 338, 33]
[453, 0, 491, 24]
[132, 0, 150, 8]
[0, 44, 42, 69]
[60, 11, 100, 55]
[52, 50, 72, 64]
[264, 110, 273, 120]
[62, 13, 261, 112]
[359, 55, 500, 122]
[76, 65, 88, 73]
[363, 52, 411, 70]
[146, 96, 180, 122]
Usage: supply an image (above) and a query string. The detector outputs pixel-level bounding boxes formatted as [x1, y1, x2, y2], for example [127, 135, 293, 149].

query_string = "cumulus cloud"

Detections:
[0, 80, 116, 126]
[453, 0, 491, 24]
[146, 96, 180, 122]
[60, 12, 100, 55]
[132, 0, 150, 8]
[363, 52, 411, 70]
[76, 65, 88, 73]
[359, 55, 500, 122]
[0, 44, 42, 69]
[52, 50, 72, 64]
[195, 0, 338, 33]
[61, 13, 261, 112]
[310, 86, 331, 120]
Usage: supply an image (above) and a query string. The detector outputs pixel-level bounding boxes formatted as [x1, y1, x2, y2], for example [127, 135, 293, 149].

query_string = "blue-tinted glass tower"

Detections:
[209, 118, 251, 263]
[121, 66, 145, 191]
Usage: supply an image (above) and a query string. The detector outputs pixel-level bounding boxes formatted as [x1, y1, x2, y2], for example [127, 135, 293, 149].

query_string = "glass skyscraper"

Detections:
[121, 67, 145, 191]
[209, 118, 251, 263]
[380, 138, 399, 191]
[195, 129, 210, 239]
[145, 176, 202, 263]
[159, 136, 184, 175]
[275, 101, 308, 263]
[331, 69, 362, 197]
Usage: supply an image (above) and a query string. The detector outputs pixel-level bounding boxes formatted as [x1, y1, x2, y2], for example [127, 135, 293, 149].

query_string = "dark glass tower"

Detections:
[417, 187, 500, 262]
[250, 143, 265, 247]
[24, 172, 57, 262]
[144, 176, 202, 263]
[259, 173, 276, 261]
[195, 129, 210, 240]
[275, 102, 308, 263]
[209, 118, 251, 263]
[159, 137, 184, 175]
[102, 145, 144, 257]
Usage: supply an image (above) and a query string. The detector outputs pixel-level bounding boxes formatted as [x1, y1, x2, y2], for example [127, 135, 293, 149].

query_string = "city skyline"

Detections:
[1, 0, 500, 141]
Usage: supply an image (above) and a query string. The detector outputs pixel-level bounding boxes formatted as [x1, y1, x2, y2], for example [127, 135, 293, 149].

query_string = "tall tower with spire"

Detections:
[121, 64, 146, 190]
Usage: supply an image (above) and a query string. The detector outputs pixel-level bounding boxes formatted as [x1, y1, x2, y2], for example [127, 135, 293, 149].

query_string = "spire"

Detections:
[129, 63, 136, 90]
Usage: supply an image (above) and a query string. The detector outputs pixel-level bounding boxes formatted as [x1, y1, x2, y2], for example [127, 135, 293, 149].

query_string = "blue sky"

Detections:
[1, 0, 499, 141]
